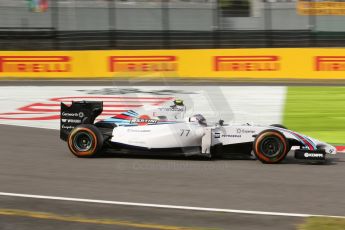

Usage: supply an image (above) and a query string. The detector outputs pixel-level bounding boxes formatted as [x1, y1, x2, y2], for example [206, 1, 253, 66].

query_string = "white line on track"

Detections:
[0, 192, 344, 219]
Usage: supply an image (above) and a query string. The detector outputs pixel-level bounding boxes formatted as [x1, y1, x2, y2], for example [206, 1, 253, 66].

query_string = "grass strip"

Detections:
[298, 217, 345, 230]
[284, 87, 345, 144]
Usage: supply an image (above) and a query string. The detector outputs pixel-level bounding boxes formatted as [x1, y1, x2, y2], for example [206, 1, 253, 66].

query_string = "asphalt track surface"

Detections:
[0, 80, 344, 230]
[0, 124, 344, 230]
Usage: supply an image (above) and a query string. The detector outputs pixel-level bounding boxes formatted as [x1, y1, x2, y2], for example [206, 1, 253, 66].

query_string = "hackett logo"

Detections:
[315, 56, 345, 71]
[214, 56, 280, 71]
[0, 56, 71, 73]
[109, 56, 177, 72]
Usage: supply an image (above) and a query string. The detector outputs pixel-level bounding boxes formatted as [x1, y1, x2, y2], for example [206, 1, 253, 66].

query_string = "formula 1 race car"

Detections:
[60, 99, 336, 164]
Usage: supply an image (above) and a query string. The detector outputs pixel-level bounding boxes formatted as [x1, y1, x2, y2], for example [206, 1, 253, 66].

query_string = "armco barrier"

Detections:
[1, 49, 345, 79]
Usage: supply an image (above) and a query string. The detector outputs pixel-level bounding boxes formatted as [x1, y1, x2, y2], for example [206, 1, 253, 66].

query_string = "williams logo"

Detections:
[214, 56, 280, 71]
[0, 56, 71, 73]
[109, 56, 177, 72]
[315, 56, 345, 71]
[61, 119, 81, 124]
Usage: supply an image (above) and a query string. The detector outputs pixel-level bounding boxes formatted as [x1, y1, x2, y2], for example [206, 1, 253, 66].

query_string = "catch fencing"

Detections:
[1, 0, 345, 50]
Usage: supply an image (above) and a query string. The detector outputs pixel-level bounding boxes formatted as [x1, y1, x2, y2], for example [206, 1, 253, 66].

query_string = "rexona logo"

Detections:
[109, 56, 177, 72]
[0, 56, 71, 73]
[315, 56, 345, 71]
[214, 56, 280, 71]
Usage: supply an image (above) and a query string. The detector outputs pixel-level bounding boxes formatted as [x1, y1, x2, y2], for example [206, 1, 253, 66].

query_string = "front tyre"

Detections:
[67, 124, 103, 158]
[270, 124, 288, 129]
[253, 129, 289, 164]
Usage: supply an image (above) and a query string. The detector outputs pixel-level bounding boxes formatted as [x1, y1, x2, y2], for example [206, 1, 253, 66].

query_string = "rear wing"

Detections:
[60, 101, 103, 141]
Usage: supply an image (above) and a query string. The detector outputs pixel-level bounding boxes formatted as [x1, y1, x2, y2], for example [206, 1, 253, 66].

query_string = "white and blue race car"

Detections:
[60, 99, 336, 164]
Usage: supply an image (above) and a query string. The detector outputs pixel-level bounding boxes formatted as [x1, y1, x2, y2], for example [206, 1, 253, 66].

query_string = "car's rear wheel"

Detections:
[253, 129, 289, 164]
[67, 124, 103, 158]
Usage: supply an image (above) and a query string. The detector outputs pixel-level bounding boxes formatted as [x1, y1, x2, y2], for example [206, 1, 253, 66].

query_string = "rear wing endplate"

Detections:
[60, 101, 103, 141]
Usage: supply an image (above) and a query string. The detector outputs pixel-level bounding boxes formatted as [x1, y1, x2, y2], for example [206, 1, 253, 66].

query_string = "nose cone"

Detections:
[319, 144, 337, 155]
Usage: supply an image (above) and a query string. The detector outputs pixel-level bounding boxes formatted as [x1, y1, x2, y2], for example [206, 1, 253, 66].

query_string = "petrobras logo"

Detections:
[0, 56, 71, 73]
[221, 134, 241, 138]
[315, 56, 345, 71]
[214, 56, 280, 72]
[304, 152, 324, 158]
[214, 133, 221, 138]
[109, 56, 177, 72]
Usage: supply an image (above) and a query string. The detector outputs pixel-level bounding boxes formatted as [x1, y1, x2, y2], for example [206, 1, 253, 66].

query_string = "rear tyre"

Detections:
[67, 124, 103, 158]
[253, 129, 289, 164]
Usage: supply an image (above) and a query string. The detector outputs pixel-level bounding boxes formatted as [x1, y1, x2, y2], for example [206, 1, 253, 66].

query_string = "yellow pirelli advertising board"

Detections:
[1, 48, 345, 79]
[297, 0, 345, 15]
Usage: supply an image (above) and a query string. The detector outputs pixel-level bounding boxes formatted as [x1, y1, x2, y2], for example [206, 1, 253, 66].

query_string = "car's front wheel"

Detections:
[270, 124, 288, 129]
[67, 124, 103, 158]
[253, 129, 289, 164]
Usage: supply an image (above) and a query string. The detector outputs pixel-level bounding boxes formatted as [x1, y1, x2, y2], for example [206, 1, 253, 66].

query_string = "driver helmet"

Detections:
[189, 114, 207, 125]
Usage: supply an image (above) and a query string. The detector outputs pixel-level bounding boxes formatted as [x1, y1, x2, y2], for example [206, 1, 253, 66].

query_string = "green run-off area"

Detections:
[298, 217, 345, 230]
[284, 87, 345, 145]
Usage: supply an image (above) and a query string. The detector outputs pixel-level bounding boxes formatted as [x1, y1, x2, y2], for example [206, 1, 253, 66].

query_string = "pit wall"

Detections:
[1, 48, 345, 79]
